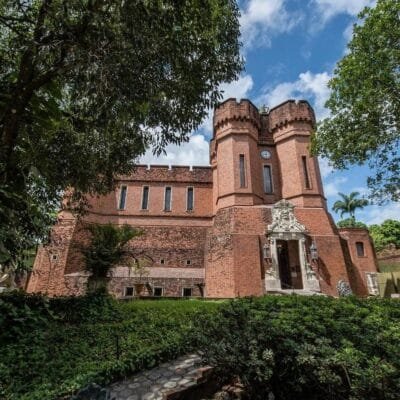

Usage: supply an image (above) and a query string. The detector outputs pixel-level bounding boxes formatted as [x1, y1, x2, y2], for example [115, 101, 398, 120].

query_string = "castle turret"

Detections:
[210, 98, 262, 212]
[268, 100, 326, 208]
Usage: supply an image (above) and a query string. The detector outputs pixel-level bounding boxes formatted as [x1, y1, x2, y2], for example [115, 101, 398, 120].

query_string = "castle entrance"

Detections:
[277, 240, 303, 290]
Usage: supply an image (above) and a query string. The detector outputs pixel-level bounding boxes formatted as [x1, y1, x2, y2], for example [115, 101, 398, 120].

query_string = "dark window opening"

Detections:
[160, 259, 165, 265]
[153, 287, 163, 297]
[186, 260, 191, 266]
[125, 287, 134, 296]
[239, 154, 246, 188]
[302, 156, 311, 189]
[52, 254, 58, 260]
[141, 186, 149, 210]
[164, 187, 172, 211]
[263, 165, 273, 194]
[118, 186, 127, 209]
[187, 187, 194, 211]
[183, 287, 192, 297]
[356, 242, 365, 257]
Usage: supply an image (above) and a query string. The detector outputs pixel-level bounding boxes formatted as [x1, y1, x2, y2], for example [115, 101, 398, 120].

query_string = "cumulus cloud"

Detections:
[359, 202, 400, 225]
[258, 71, 331, 120]
[319, 157, 335, 179]
[323, 176, 348, 197]
[240, 0, 302, 50]
[311, 0, 376, 24]
[140, 134, 210, 166]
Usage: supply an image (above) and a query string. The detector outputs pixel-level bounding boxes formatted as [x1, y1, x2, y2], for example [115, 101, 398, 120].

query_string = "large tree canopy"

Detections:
[0, 0, 242, 267]
[313, 0, 400, 202]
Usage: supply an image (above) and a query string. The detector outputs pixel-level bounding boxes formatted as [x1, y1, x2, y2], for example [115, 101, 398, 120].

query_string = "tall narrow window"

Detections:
[187, 187, 194, 211]
[164, 187, 172, 211]
[263, 165, 273, 194]
[302, 156, 311, 189]
[239, 154, 246, 188]
[118, 186, 127, 210]
[141, 186, 149, 210]
[356, 242, 365, 257]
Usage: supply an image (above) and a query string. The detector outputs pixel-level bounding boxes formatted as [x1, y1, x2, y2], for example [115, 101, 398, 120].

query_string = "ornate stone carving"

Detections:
[267, 199, 307, 234]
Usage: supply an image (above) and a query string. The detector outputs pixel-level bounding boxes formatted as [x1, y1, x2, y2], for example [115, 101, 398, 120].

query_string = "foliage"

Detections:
[313, 0, 400, 202]
[0, 0, 243, 266]
[337, 218, 367, 229]
[0, 291, 220, 400]
[379, 264, 400, 273]
[369, 219, 400, 252]
[197, 296, 400, 400]
[332, 192, 368, 219]
[81, 224, 142, 280]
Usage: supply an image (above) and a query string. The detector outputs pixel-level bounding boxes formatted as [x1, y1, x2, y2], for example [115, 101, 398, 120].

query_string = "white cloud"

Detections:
[359, 203, 400, 225]
[319, 157, 334, 178]
[140, 134, 209, 166]
[323, 176, 348, 197]
[199, 74, 254, 136]
[312, 0, 376, 24]
[240, 0, 302, 50]
[258, 71, 331, 120]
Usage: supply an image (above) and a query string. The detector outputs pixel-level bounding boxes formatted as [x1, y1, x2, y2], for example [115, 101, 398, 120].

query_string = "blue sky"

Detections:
[141, 0, 399, 225]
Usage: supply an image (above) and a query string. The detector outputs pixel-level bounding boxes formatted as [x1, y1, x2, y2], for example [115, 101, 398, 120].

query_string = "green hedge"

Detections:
[197, 296, 400, 400]
[0, 291, 220, 400]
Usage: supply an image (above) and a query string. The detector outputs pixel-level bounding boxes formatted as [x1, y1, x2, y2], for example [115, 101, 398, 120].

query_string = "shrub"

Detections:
[0, 292, 219, 400]
[197, 296, 400, 400]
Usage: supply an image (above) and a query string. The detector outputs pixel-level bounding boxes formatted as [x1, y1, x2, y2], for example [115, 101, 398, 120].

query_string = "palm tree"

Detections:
[332, 192, 368, 221]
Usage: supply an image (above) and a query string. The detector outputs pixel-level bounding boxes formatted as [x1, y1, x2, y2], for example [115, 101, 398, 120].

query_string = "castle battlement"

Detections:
[268, 100, 316, 132]
[213, 98, 260, 134]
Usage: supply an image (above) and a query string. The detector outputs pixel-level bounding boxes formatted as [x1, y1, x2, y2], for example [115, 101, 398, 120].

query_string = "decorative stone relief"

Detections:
[267, 199, 307, 234]
[337, 280, 353, 297]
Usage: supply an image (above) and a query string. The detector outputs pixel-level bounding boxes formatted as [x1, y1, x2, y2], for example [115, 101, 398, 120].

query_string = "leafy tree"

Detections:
[0, 0, 242, 266]
[337, 218, 367, 229]
[313, 0, 400, 202]
[369, 219, 400, 252]
[81, 223, 142, 290]
[332, 192, 368, 220]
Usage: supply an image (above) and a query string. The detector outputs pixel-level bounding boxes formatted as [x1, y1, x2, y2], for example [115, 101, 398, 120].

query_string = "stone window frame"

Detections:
[182, 287, 193, 297]
[160, 259, 165, 265]
[262, 163, 274, 194]
[118, 185, 128, 210]
[186, 186, 194, 212]
[365, 272, 379, 295]
[356, 241, 365, 257]
[164, 186, 172, 212]
[124, 286, 134, 297]
[186, 259, 192, 266]
[141, 185, 149, 210]
[153, 287, 163, 297]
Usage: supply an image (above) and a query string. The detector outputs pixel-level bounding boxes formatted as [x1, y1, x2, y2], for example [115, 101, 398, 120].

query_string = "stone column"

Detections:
[265, 237, 282, 291]
[299, 238, 320, 292]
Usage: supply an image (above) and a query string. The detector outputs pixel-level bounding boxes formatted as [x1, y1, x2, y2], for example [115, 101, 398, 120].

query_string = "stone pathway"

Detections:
[109, 354, 211, 400]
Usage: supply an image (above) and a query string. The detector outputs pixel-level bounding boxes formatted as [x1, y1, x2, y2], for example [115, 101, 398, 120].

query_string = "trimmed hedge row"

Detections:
[197, 296, 400, 400]
[0, 291, 220, 400]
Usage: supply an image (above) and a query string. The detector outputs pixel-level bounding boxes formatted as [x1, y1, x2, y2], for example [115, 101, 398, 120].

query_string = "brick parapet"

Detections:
[119, 165, 212, 184]
[268, 100, 316, 133]
[213, 98, 261, 136]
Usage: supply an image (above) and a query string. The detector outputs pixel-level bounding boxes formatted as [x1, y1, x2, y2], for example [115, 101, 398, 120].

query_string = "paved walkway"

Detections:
[109, 354, 210, 400]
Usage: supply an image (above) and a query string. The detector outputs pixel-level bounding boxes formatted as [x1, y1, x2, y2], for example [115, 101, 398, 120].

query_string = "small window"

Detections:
[356, 242, 365, 257]
[160, 259, 165, 265]
[141, 186, 149, 210]
[125, 287, 134, 297]
[164, 187, 172, 211]
[239, 154, 246, 188]
[302, 156, 311, 189]
[153, 287, 163, 297]
[186, 260, 191, 266]
[52, 254, 58, 261]
[263, 165, 273, 194]
[118, 186, 127, 210]
[182, 287, 192, 297]
[187, 187, 194, 211]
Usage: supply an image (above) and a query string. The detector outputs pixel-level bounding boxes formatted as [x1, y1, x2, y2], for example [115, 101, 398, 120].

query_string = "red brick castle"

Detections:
[27, 99, 378, 298]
